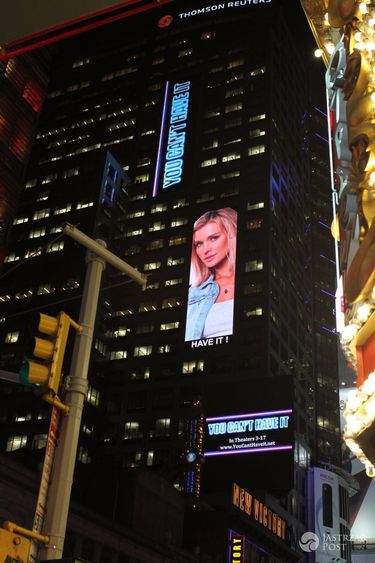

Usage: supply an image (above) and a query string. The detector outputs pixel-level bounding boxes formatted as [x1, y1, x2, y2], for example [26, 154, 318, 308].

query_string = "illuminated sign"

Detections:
[228, 530, 245, 563]
[153, 80, 191, 196]
[204, 409, 293, 457]
[178, 0, 272, 20]
[232, 483, 287, 541]
[185, 207, 237, 345]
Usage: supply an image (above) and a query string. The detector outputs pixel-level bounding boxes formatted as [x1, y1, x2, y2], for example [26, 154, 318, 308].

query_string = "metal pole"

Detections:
[38, 246, 106, 560]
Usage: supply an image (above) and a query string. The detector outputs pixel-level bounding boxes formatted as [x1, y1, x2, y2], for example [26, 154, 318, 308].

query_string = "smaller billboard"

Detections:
[204, 409, 292, 458]
[185, 207, 237, 344]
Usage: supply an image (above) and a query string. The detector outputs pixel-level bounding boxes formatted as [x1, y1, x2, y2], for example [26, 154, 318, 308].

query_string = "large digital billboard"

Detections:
[201, 376, 294, 493]
[185, 207, 237, 344]
[204, 409, 292, 457]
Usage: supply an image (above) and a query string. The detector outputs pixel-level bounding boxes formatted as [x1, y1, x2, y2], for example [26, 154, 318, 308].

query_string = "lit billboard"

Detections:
[202, 376, 294, 493]
[307, 467, 350, 563]
[185, 208, 237, 344]
[204, 409, 292, 458]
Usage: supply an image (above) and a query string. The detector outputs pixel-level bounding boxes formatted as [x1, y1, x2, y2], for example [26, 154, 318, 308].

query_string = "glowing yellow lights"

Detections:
[357, 302, 372, 322]
[344, 371, 375, 477]
[314, 49, 323, 58]
[326, 43, 335, 54]
[354, 31, 362, 42]
[359, 2, 368, 14]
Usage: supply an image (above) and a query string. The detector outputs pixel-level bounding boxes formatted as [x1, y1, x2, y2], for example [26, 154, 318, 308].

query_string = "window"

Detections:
[221, 170, 240, 180]
[244, 283, 262, 295]
[222, 151, 240, 163]
[136, 323, 154, 334]
[0, 294, 11, 303]
[134, 345, 152, 357]
[61, 278, 80, 291]
[42, 173, 58, 184]
[227, 72, 244, 83]
[245, 307, 263, 318]
[204, 109, 220, 118]
[225, 103, 243, 113]
[141, 129, 156, 136]
[167, 256, 184, 266]
[152, 418, 170, 437]
[108, 327, 130, 338]
[136, 157, 151, 167]
[62, 167, 79, 179]
[225, 87, 244, 98]
[15, 289, 33, 300]
[138, 301, 157, 313]
[124, 244, 141, 255]
[76, 202, 94, 210]
[245, 260, 263, 272]
[201, 139, 218, 150]
[109, 350, 127, 360]
[78, 446, 91, 464]
[165, 278, 182, 287]
[46, 241, 64, 253]
[178, 48, 193, 57]
[37, 283, 55, 295]
[250, 66, 266, 76]
[160, 322, 179, 331]
[25, 178, 37, 188]
[201, 31, 215, 39]
[249, 128, 265, 138]
[224, 117, 242, 129]
[32, 434, 47, 449]
[24, 247, 42, 258]
[201, 157, 217, 168]
[13, 217, 28, 225]
[144, 262, 161, 271]
[162, 297, 180, 309]
[37, 191, 49, 202]
[247, 201, 264, 210]
[5, 331, 19, 343]
[126, 209, 145, 219]
[125, 228, 142, 237]
[6, 435, 27, 452]
[169, 235, 186, 246]
[249, 113, 266, 123]
[182, 360, 204, 374]
[227, 58, 245, 69]
[157, 344, 173, 354]
[54, 204, 72, 215]
[87, 386, 100, 406]
[4, 253, 19, 263]
[29, 227, 46, 239]
[134, 173, 150, 184]
[152, 57, 165, 65]
[146, 451, 154, 466]
[147, 239, 163, 251]
[151, 203, 167, 213]
[171, 217, 187, 227]
[246, 219, 263, 230]
[172, 198, 189, 209]
[124, 421, 143, 440]
[149, 221, 165, 232]
[248, 144, 265, 156]
[33, 209, 50, 220]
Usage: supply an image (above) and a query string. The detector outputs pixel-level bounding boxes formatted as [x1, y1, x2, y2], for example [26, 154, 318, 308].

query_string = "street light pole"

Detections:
[38, 226, 147, 561]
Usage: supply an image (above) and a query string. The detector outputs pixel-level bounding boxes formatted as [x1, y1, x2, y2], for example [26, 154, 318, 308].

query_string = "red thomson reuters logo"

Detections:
[158, 14, 173, 28]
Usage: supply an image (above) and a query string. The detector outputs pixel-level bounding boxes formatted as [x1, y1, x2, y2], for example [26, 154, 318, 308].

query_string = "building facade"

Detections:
[0, 1, 345, 560]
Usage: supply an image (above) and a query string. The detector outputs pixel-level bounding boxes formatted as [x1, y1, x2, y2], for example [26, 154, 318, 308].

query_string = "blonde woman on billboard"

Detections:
[185, 207, 237, 341]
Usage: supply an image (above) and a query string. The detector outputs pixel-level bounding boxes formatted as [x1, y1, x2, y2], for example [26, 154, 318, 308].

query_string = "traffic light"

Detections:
[19, 312, 71, 395]
[0, 527, 30, 562]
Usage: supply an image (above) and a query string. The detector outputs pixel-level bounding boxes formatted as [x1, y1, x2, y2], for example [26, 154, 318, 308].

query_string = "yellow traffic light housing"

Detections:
[19, 312, 77, 396]
[0, 527, 30, 562]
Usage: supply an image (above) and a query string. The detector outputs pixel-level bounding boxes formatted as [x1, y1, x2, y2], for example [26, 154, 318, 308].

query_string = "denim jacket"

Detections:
[185, 274, 219, 341]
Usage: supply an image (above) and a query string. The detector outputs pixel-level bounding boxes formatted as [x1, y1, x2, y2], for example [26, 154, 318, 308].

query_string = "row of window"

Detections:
[0, 278, 79, 305]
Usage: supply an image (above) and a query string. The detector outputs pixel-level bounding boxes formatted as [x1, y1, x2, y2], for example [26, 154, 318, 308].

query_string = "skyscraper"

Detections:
[0, 1, 347, 560]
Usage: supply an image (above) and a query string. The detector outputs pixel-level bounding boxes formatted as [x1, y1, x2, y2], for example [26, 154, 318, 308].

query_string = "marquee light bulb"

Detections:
[314, 49, 322, 58]
[357, 302, 371, 321]
[359, 2, 368, 14]
[354, 32, 362, 41]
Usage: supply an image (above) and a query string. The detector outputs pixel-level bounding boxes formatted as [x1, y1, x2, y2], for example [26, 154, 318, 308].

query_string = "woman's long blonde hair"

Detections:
[189, 207, 237, 287]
